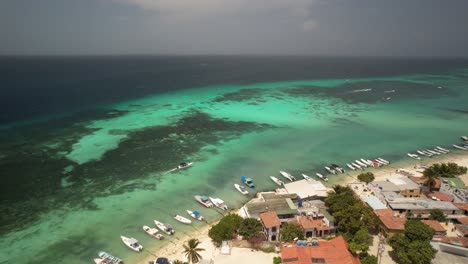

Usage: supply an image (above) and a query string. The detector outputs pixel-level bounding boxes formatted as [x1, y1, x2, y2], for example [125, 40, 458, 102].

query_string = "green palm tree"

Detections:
[172, 260, 186, 264]
[422, 167, 438, 190]
[183, 238, 205, 264]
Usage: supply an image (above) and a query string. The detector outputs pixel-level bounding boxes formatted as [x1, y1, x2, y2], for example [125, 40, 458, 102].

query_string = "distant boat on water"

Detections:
[270, 176, 284, 186]
[169, 162, 193, 172]
[461, 136, 468, 141]
[324, 166, 336, 175]
[142, 225, 164, 240]
[234, 183, 249, 195]
[301, 174, 313, 181]
[279, 171, 296, 181]
[154, 220, 175, 235]
[346, 163, 356, 170]
[241, 176, 255, 188]
[209, 197, 228, 210]
[95, 251, 122, 264]
[453, 144, 468, 150]
[407, 153, 421, 160]
[174, 214, 192, 224]
[194, 195, 214, 208]
[315, 173, 328, 182]
[120, 236, 143, 252]
[187, 210, 204, 221]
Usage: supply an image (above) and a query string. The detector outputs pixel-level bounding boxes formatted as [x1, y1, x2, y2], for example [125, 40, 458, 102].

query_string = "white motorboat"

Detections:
[143, 225, 164, 240]
[174, 214, 192, 224]
[377, 158, 390, 164]
[234, 184, 249, 195]
[279, 171, 296, 181]
[194, 195, 214, 208]
[331, 164, 345, 173]
[417, 150, 432, 157]
[270, 176, 284, 186]
[346, 163, 356, 170]
[315, 173, 328, 182]
[154, 220, 175, 235]
[209, 197, 228, 210]
[170, 162, 193, 172]
[120, 236, 143, 252]
[324, 166, 336, 175]
[453, 144, 468, 150]
[361, 159, 373, 167]
[351, 162, 362, 169]
[187, 210, 204, 221]
[461, 136, 468, 141]
[302, 174, 313, 181]
[426, 149, 440, 155]
[372, 159, 384, 166]
[407, 153, 421, 160]
[97, 251, 123, 264]
[436, 146, 450, 153]
[432, 148, 445, 154]
[355, 160, 368, 168]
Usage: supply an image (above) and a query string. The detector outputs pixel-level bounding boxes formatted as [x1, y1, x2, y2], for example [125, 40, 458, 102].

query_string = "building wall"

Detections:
[264, 225, 280, 242]
[401, 188, 421, 198]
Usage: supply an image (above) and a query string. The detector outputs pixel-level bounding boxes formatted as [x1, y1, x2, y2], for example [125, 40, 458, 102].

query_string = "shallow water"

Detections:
[1, 58, 468, 264]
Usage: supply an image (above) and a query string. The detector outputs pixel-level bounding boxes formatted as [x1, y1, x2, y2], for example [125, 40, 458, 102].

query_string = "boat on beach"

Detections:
[362, 159, 374, 167]
[346, 163, 356, 170]
[373, 159, 384, 166]
[331, 164, 345, 173]
[407, 153, 421, 160]
[270, 176, 284, 186]
[143, 225, 164, 240]
[209, 197, 228, 210]
[174, 214, 192, 224]
[234, 183, 249, 195]
[279, 171, 296, 181]
[417, 150, 432, 157]
[302, 174, 313, 181]
[432, 148, 446, 154]
[436, 146, 450, 153]
[187, 210, 204, 221]
[351, 162, 362, 169]
[426, 149, 440, 155]
[241, 176, 255, 188]
[377, 158, 390, 164]
[453, 144, 468, 150]
[315, 173, 328, 182]
[194, 195, 214, 208]
[96, 251, 123, 264]
[154, 220, 175, 235]
[355, 160, 368, 168]
[120, 236, 143, 252]
[324, 166, 336, 174]
[462, 136, 468, 141]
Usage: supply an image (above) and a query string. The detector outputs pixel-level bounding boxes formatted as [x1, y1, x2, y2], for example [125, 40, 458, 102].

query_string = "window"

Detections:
[272, 226, 277, 232]
[311, 258, 325, 263]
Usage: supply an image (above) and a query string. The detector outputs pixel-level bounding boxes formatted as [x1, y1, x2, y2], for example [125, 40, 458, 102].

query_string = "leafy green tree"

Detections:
[349, 228, 372, 254]
[360, 255, 378, 264]
[406, 211, 413, 219]
[428, 209, 446, 222]
[208, 214, 243, 245]
[280, 223, 304, 242]
[404, 220, 435, 242]
[357, 172, 375, 184]
[273, 256, 282, 264]
[183, 238, 205, 264]
[423, 163, 467, 187]
[239, 218, 263, 240]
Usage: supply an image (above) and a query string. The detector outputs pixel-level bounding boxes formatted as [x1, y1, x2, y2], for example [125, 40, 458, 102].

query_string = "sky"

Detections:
[1, 0, 468, 56]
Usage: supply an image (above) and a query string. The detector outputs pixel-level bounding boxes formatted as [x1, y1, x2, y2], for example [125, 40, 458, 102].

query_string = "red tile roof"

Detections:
[409, 177, 441, 188]
[428, 192, 454, 202]
[259, 211, 281, 229]
[374, 209, 406, 231]
[280, 236, 361, 264]
[297, 216, 332, 231]
[440, 236, 468, 248]
[453, 202, 468, 211]
[421, 220, 446, 233]
[455, 224, 468, 236]
[458, 217, 468, 225]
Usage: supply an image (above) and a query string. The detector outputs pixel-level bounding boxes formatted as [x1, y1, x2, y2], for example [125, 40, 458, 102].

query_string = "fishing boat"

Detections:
[142, 225, 164, 240]
[351, 162, 362, 169]
[436, 146, 450, 153]
[432, 148, 446, 154]
[241, 176, 255, 188]
[194, 195, 214, 208]
[462, 136, 468, 141]
[407, 153, 421, 160]
[377, 158, 389, 165]
[373, 159, 384, 166]
[169, 162, 193, 172]
[154, 220, 175, 235]
[362, 159, 374, 167]
[234, 184, 249, 195]
[94, 258, 113, 264]
[302, 174, 313, 181]
[315, 173, 328, 182]
[324, 166, 336, 174]
[453, 144, 468, 150]
[120, 236, 143, 252]
[354, 160, 367, 168]
[279, 171, 296, 181]
[270, 176, 284, 186]
[96, 251, 123, 264]
[209, 197, 228, 210]
[426, 149, 440, 155]
[187, 210, 204, 221]
[331, 164, 345, 173]
[346, 163, 356, 170]
[174, 215, 192, 224]
[417, 150, 432, 157]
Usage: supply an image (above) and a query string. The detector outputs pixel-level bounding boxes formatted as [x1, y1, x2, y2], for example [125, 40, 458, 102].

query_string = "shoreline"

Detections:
[139, 150, 468, 264]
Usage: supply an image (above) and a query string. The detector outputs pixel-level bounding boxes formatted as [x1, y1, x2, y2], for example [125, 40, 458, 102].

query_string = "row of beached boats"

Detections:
[407, 146, 451, 160]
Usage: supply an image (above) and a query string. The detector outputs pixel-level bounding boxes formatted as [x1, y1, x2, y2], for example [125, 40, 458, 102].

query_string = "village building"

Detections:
[259, 211, 281, 242]
[427, 191, 454, 202]
[374, 209, 406, 237]
[455, 224, 468, 238]
[421, 220, 447, 236]
[296, 208, 336, 238]
[241, 192, 298, 220]
[369, 176, 421, 198]
[283, 179, 329, 201]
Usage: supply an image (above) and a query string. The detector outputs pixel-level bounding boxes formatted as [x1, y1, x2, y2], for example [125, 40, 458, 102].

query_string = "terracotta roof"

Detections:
[440, 236, 468, 248]
[458, 216, 468, 225]
[297, 216, 332, 231]
[409, 177, 441, 188]
[259, 211, 281, 228]
[421, 220, 446, 233]
[428, 192, 454, 202]
[453, 202, 468, 211]
[455, 224, 468, 235]
[280, 236, 361, 264]
[374, 209, 406, 231]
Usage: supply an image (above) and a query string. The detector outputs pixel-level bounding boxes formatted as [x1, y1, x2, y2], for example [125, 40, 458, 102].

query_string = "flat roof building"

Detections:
[283, 179, 329, 200]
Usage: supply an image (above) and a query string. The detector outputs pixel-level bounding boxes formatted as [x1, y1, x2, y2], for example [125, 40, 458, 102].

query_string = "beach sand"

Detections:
[140, 151, 468, 264]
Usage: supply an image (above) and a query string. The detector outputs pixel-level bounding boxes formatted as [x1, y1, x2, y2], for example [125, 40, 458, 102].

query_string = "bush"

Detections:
[208, 214, 243, 245]
[357, 172, 375, 184]
[273, 256, 282, 264]
[428, 209, 446, 222]
[279, 222, 304, 242]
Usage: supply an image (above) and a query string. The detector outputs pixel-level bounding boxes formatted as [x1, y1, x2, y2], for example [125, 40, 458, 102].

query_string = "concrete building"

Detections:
[440, 178, 468, 203]
[455, 224, 468, 237]
[369, 176, 421, 198]
[241, 192, 298, 220]
[421, 220, 447, 236]
[259, 211, 281, 242]
[438, 237, 468, 257]
[374, 209, 406, 237]
[283, 179, 329, 200]
[386, 197, 462, 218]
[296, 208, 336, 238]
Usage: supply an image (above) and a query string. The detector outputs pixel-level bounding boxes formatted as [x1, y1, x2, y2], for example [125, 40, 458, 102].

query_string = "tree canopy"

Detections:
[423, 162, 467, 179]
[357, 172, 375, 184]
[428, 209, 446, 222]
[183, 238, 205, 264]
[238, 218, 263, 240]
[280, 222, 304, 242]
[404, 220, 435, 242]
[208, 214, 243, 245]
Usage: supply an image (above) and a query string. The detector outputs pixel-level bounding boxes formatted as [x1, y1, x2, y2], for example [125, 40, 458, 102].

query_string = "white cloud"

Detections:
[302, 19, 318, 32]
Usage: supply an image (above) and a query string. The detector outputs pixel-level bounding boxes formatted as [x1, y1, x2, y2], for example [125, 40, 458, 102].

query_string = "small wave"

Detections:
[351, 88, 372, 92]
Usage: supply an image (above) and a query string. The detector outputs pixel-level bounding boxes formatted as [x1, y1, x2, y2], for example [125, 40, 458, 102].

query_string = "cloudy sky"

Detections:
[1, 0, 468, 56]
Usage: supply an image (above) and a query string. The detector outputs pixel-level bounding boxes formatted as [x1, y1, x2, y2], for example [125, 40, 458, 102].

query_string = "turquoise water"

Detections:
[1, 70, 468, 264]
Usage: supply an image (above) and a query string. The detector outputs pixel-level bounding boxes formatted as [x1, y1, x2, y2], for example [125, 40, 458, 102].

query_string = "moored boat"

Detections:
[97, 251, 123, 264]
[234, 184, 249, 195]
[315, 173, 328, 182]
[453, 144, 468, 150]
[154, 220, 175, 235]
[194, 195, 214, 208]
[351, 162, 362, 169]
[174, 214, 192, 224]
[417, 150, 432, 157]
[120, 236, 143, 252]
[436, 146, 450, 153]
[170, 162, 193, 172]
[377, 158, 389, 165]
[324, 166, 336, 174]
[426, 149, 440, 155]
[302, 174, 313, 181]
[407, 153, 421, 160]
[187, 210, 204, 221]
[355, 160, 367, 168]
[270, 176, 284, 186]
[209, 197, 228, 210]
[461, 136, 468, 141]
[279, 171, 296, 181]
[241, 176, 255, 188]
[360, 159, 372, 166]
[143, 225, 164, 240]
[346, 163, 356, 170]
[331, 164, 345, 173]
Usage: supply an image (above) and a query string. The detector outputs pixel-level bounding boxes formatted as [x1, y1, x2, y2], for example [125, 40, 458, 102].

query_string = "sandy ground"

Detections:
[140, 152, 468, 264]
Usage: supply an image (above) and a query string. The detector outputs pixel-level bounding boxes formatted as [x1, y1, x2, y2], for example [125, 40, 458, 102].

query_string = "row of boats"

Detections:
[407, 146, 451, 160]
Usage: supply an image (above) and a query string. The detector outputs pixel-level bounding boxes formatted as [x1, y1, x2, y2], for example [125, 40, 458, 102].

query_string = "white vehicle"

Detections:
[234, 184, 249, 195]
[355, 160, 368, 168]
[120, 236, 143, 252]
[170, 162, 193, 172]
[279, 171, 296, 181]
[270, 176, 284, 186]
